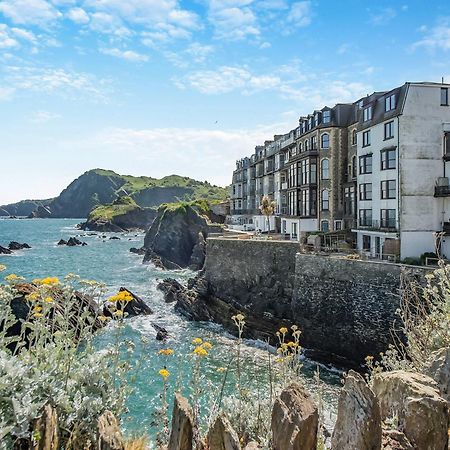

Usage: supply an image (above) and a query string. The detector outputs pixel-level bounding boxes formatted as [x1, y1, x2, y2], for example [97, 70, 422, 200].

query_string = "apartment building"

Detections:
[229, 81, 450, 260]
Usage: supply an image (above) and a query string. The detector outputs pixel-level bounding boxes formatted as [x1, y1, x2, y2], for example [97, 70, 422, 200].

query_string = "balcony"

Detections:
[435, 185, 450, 197]
[358, 219, 397, 232]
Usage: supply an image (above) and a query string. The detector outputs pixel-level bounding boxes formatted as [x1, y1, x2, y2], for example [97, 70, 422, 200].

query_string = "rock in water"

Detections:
[157, 278, 185, 303]
[0, 245, 12, 254]
[8, 241, 31, 250]
[424, 347, 450, 402]
[57, 239, 67, 246]
[271, 383, 318, 450]
[67, 237, 83, 246]
[207, 414, 240, 450]
[129, 247, 146, 255]
[97, 411, 125, 450]
[372, 370, 449, 450]
[168, 393, 194, 450]
[103, 287, 153, 318]
[331, 370, 381, 450]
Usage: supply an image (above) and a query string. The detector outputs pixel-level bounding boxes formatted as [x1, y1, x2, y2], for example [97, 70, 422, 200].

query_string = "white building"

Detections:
[354, 82, 450, 260]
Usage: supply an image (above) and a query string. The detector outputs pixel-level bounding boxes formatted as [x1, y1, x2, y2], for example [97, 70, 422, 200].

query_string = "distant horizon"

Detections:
[1, 0, 450, 204]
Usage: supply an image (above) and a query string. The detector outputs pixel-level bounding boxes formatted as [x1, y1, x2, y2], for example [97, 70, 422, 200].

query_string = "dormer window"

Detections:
[358, 100, 364, 109]
[314, 113, 319, 127]
[308, 117, 313, 129]
[322, 110, 331, 124]
[385, 94, 396, 112]
[363, 106, 372, 122]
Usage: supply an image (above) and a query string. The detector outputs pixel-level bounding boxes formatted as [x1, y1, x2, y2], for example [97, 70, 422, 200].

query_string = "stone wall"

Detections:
[204, 238, 429, 365]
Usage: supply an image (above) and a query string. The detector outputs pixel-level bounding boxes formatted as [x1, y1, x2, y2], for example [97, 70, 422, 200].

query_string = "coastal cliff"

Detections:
[1, 169, 228, 219]
[143, 202, 224, 270]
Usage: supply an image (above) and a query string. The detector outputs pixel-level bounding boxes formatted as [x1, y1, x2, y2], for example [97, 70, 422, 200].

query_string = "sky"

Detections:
[1, 0, 450, 204]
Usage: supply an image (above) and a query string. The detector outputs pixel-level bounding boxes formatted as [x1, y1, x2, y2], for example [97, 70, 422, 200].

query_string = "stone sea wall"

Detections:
[203, 238, 429, 365]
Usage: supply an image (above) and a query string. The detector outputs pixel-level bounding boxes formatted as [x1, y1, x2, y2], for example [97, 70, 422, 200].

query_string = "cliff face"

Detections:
[143, 203, 223, 270]
[1, 169, 228, 219]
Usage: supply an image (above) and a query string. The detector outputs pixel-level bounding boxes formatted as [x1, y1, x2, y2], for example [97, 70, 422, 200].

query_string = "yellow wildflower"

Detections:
[365, 355, 374, 362]
[202, 341, 213, 350]
[216, 367, 227, 373]
[158, 349, 174, 356]
[33, 313, 44, 318]
[192, 337, 203, 345]
[40, 277, 60, 285]
[0, 265, 6, 272]
[159, 369, 170, 380]
[193, 346, 208, 357]
[287, 341, 298, 348]
[32, 305, 43, 312]
[113, 310, 124, 317]
[26, 292, 40, 301]
[5, 274, 23, 283]
[98, 315, 109, 322]
[279, 327, 288, 334]
[108, 290, 133, 302]
[44, 297, 54, 304]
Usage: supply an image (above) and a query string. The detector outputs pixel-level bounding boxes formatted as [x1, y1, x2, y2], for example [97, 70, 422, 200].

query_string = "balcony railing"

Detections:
[435, 185, 450, 197]
[358, 219, 397, 231]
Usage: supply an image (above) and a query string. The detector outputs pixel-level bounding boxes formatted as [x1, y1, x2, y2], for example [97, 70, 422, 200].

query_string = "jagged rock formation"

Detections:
[271, 383, 318, 450]
[143, 203, 223, 270]
[103, 287, 153, 318]
[331, 370, 381, 450]
[97, 411, 125, 450]
[207, 414, 240, 450]
[373, 371, 449, 450]
[168, 393, 194, 450]
[57, 237, 87, 246]
[79, 196, 157, 232]
[8, 241, 31, 250]
[2, 169, 228, 219]
[0, 245, 13, 254]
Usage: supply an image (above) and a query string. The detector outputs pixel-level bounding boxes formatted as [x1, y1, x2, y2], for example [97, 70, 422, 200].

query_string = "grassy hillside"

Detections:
[88, 196, 143, 221]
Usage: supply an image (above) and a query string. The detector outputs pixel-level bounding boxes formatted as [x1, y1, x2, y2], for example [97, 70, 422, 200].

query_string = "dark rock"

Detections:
[0, 245, 13, 254]
[109, 236, 121, 240]
[28, 205, 52, 218]
[130, 247, 146, 255]
[157, 278, 184, 303]
[103, 287, 153, 318]
[8, 242, 31, 250]
[67, 237, 83, 246]
[57, 239, 67, 246]
[152, 323, 169, 340]
[142, 204, 222, 270]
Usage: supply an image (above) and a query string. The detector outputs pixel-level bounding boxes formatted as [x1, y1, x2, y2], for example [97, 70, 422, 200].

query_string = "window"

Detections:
[362, 130, 371, 147]
[359, 183, 372, 200]
[298, 142, 302, 153]
[299, 189, 310, 216]
[321, 189, 329, 210]
[323, 110, 331, 124]
[359, 209, 372, 227]
[311, 135, 317, 150]
[441, 88, 449, 106]
[359, 154, 372, 174]
[301, 121, 306, 133]
[334, 220, 342, 231]
[352, 156, 357, 178]
[385, 94, 396, 111]
[384, 121, 394, 140]
[314, 113, 319, 127]
[363, 106, 372, 122]
[445, 132, 450, 158]
[310, 160, 317, 184]
[362, 235, 371, 251]
[308, 117, 313, 129]
[321, 220, 329, 232]
[352, 130, 357, 145]
[304, 139, 309, 152]
[381, 209, 396, 229]
[344, 186, 355, 215]
[381, 180, 396, 199]
[321, 159, 329, 179]
[321, 133, 329, 149]
[381, 148, 396, 170]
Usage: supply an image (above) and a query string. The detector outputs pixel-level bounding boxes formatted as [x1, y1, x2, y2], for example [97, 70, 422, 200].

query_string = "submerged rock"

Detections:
[271, 383, 318, 450]
[373, 370, 449, 450]
[8, 241, 31, 250]
[331, 370, 381, 450]
[168, 393, 194, 450]
[152, 323, 169, 340]
[103, 287, 153, 318]
[129, 247, 146, 255]
[57, 239, 67, 246]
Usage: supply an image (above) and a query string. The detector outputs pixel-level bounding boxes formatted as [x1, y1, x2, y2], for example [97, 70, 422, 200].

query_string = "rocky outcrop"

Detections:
[331, 370, 381, 450]
[271, 383, 318, 450]
[57, 237, 87, 246]
[157, 278, 185, 303]
[373, 371, 449, 450]
[0, 245, 12, 254]
[8, 241, 31, 250]
[207, 414, 240, 450]
[97, 411, 125, 450]
[143, 204, 222, 270]
[0, 199, 53, 217]
[382, 430, 414, 450]
[424, 347, 450, 402]
[168, 393, 194, 450]
[130, 247, 146, 255]
[28, 205, 52, 218]
[103, 288, 153, 318]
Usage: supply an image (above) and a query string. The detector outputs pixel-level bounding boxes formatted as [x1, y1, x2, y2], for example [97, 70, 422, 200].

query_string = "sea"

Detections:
[0, 218, 341, 443]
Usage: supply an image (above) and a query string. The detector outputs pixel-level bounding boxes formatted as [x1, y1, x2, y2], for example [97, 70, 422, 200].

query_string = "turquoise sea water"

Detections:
[0, 218, 340, 442]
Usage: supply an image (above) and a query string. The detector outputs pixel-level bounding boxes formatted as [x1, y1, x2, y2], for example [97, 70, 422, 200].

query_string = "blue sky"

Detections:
[1, 0, 450, 204]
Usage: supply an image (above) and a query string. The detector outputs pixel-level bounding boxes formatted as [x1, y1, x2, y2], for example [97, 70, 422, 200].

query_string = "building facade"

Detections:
[229, 81, 450, 260]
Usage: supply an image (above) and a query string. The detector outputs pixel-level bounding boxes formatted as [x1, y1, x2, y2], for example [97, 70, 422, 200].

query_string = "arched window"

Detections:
[321, 190, 329, 211]
[304, 140, 309, 151]
[298, 142, 302, 153]
[321, 159, 329, 180]
[321, 220, 329, 232]
[352, 130, 357, 145]
[321, 133, 329, 149]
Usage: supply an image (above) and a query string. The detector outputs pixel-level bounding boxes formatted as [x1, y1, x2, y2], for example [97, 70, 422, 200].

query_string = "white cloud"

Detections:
[66, 7, 90, 24]
[287, 1, 312, 28]
[0, 0, 62, 26]
[0, 24, 19, 48]
[30, 110, 61, 123]
[100, 47, 149, 62]
[2, 65, 110, 101]
[89, 12, 132, 37]
[370, 7, 396, 26]
[163, 42, 214, 68]
[11, 27, 37, 42]
[413, 18, 450, 51]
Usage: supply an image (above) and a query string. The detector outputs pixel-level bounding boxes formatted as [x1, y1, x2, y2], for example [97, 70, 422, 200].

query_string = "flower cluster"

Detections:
[192, 338, 212, 357]
[33, 277, 60, 285]
[108, 290, 134, 303]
